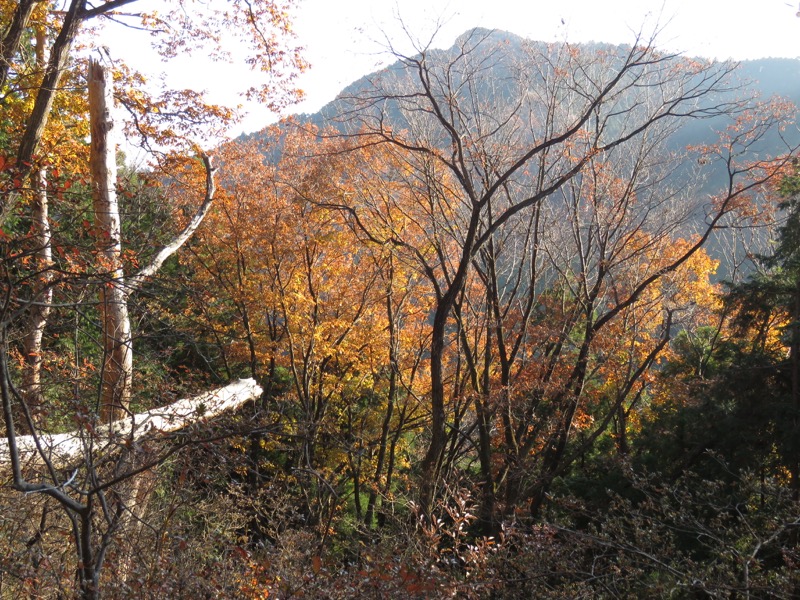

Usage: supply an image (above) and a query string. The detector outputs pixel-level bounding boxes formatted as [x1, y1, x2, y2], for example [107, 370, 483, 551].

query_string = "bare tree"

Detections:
[323, 27, 797, 517]
[88, 59, 216, 423]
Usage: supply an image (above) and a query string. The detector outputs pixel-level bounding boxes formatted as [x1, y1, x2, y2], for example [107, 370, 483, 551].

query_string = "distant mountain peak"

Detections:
[453, 27, 522, 47]
[242, 31, 800, 143]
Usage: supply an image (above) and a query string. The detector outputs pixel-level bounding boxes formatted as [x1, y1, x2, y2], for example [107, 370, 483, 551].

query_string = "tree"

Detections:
[181, 128, 434, 532]
[89, 59, 219, 422]
[685, 164, 800, 498]
[323, 27, 796, 517]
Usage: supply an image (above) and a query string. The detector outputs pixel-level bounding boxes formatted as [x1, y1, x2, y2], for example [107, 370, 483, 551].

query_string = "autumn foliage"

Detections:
[2, 8, 800, 598]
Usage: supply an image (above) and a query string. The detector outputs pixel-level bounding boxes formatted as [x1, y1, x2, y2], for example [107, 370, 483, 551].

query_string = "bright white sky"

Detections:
[291, 0, 800, 113]
[98, 0, 800, 140]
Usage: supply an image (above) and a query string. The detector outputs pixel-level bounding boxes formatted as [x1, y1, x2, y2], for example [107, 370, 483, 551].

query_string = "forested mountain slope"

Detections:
[203, 29, 800, 597]
[241, 29, 800, 276]
[254, 29, 800, 161]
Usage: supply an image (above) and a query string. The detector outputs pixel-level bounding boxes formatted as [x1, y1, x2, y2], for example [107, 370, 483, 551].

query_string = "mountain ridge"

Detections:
[261, 29, 800, 138]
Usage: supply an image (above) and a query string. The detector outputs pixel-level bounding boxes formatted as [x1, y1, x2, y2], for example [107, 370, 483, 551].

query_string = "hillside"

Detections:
[252, 29, 800, 151]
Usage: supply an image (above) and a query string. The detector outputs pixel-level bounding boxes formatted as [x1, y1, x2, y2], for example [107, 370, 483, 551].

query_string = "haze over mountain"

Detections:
[270, 29, 800, 140]
[252, 28, 800, 162]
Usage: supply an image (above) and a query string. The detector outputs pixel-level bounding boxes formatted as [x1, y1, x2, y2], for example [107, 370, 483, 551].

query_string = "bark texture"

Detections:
[89, 58, 132, 422]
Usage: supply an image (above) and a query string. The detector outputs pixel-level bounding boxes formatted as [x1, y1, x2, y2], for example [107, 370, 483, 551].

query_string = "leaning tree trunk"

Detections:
[89, 58, 132, 423]
[1, 1, 84, 237]
[0, 0, 38, 91]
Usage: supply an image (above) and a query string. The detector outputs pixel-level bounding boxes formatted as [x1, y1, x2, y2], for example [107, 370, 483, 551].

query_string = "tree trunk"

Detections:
[419, 305, 449, 516]
[0, 378, 263, 467]
[365, 263, 398, 528]
[20, 167, 52, 428]
[0, 0, 38, 91]
[16, 0, 83, 171]
[20, 26, 53, 430]
[89, 58, 132, 423]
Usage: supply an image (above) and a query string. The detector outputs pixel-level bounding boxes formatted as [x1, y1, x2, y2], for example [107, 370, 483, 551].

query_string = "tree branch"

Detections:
[127, 154, 217, 291]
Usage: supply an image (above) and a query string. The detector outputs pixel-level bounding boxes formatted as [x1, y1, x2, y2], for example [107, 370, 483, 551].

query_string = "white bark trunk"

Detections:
[89, 58, 132, 422]
[20, 27, 53, 426]
[20, 167, 52, 423]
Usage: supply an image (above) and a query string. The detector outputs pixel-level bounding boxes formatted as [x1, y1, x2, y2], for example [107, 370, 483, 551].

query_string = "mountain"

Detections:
[669, 57, 800, 160]
[239, 29, 800, 277]
[278, 29, 800, 139]
[241, 30, 800, 165]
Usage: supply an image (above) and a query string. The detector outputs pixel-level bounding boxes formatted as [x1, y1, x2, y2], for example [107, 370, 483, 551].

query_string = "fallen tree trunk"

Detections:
[1, 378, 262, 467]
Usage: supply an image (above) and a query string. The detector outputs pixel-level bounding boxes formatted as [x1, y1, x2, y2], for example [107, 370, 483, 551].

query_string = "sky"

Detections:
[289, 0, 800, 116]
[98, 0, 800, 141]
